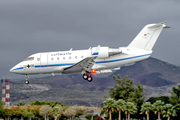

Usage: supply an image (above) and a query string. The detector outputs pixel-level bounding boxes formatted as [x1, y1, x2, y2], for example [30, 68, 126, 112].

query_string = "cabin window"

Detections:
[51, 58, 53, 61]
[24, 57, 34, 61]
[57, 57, 59, 60]
[75, 56, 77, 59]
[69, 56, 71, 60]
[63, 57, 65, 60]
[81, 56, 84, 59]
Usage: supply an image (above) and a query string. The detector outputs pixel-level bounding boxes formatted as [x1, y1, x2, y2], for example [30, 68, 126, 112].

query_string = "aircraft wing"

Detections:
[62, 57, 96, 74]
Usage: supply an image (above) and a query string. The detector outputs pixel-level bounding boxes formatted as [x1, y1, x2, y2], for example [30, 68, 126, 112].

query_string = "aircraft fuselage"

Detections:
[10, 47, 152, 75]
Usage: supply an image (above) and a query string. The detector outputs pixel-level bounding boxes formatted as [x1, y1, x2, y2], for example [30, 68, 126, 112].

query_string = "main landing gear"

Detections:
[83, 72, 93, 82]
[25, 74, 29, 84]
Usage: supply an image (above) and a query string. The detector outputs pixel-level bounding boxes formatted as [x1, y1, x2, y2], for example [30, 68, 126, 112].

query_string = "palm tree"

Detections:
[115, 99, 125, 120]
[52, 105, 63, 120]
[152, 100, 165, 120]
[141, 102, 152, 120]
[162, 104, 177, 120]
[39, 105, 53, 120]
[124, 102, 137, 120]
[63, 107, 77, 120]
[102, 98, 116, 120]
[22, 111, 35, 120]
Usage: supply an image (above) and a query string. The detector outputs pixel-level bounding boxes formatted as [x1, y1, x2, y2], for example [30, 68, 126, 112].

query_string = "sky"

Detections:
[0, 0, 180, 79]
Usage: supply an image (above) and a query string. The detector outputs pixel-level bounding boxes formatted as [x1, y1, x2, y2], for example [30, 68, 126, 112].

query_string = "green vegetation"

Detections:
[147, 96, 170, 104]
[108, 75, 145, 104]
[162, 104, 176, 120]
[0, 100, 4, 117]
[1, 75, 180, 120]
[169, 85, 180, 119]
[102, 98, 116, 120]
[107, 75, 144, 119]
[124, 102, 137, 120]
[31, 100, 63, 107]
[115, 99, 125, 120]
[85, 114, 98, 120]
[152, 100, 165, 120]
[102, 98, 137, 120]
[101, 75, 180, 120]
[0, 101, 84, 120]
[141, 102, 152, 120]
[169, 85, 180, 105]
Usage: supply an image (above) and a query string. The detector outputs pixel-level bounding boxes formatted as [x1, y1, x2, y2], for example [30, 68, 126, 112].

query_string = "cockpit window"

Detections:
[24, 57, 34, 61]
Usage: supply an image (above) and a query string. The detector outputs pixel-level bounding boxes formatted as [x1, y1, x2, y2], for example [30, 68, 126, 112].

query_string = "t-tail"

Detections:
[128, 22, 170, 50]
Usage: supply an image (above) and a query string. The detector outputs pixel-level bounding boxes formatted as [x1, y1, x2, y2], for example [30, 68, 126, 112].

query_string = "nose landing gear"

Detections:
[25, 75, 29, 84]
[83, 72, 93, 82]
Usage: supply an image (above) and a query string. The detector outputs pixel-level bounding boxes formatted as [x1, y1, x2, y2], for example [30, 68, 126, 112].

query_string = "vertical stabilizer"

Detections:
[128, 22, 169, 50]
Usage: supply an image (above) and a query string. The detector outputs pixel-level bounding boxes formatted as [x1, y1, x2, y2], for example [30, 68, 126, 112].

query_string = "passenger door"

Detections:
[40, 53, 48, 67]
[34, 53, 41, 68]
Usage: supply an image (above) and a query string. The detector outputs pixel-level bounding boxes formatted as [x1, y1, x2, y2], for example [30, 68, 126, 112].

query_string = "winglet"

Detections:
[92, 45, 100, 56]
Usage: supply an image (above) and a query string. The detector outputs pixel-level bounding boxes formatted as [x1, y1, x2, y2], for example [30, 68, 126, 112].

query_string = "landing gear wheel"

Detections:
[25, 80, 29, 84]
[87, 76, 93, 82]
[83, 72, 93, 82]
[25, 74, 29, 84]
[83, 73, 88, 80]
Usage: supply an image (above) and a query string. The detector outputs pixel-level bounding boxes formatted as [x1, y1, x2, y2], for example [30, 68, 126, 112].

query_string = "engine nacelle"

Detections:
[95, 47, 122, 58]
[98, 47, 109, 58]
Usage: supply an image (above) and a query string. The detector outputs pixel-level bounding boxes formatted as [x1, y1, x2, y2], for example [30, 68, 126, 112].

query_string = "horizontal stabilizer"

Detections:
[148, 22, 170, 29]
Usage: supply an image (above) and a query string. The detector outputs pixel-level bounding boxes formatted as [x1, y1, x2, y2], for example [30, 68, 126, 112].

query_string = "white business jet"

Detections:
[10, 22, 170, 84]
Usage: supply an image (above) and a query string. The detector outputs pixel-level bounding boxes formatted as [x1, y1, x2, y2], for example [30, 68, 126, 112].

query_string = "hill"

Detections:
[1, 57, 180, 106]
[111, 57, 180, 87]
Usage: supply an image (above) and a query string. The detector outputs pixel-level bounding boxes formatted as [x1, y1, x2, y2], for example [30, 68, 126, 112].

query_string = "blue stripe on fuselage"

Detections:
[11, 67, 23, 71]
[95, 53, 151, 64]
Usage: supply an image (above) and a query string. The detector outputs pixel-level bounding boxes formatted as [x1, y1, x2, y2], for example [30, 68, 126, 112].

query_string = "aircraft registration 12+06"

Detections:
[10, 22, 170, 84]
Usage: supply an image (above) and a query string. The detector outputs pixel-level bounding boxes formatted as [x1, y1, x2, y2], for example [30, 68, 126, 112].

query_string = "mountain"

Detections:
[111, 57, 180, 87]
[1, 57, 180, 106]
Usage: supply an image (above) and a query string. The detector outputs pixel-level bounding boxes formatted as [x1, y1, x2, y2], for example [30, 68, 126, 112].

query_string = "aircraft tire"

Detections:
[25, 80, 29, 84]
[87, 76, 93, 82]
[83, 73, 88, 80]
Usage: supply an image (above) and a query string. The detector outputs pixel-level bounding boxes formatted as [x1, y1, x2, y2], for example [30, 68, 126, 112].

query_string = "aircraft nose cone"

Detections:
[9, 64, 19, 73]
[9, 67, 15, 73]
[9, 63, 24, 74]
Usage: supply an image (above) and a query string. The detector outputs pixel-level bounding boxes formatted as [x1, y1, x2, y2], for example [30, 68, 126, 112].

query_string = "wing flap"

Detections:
[62, 57, 96, 74]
